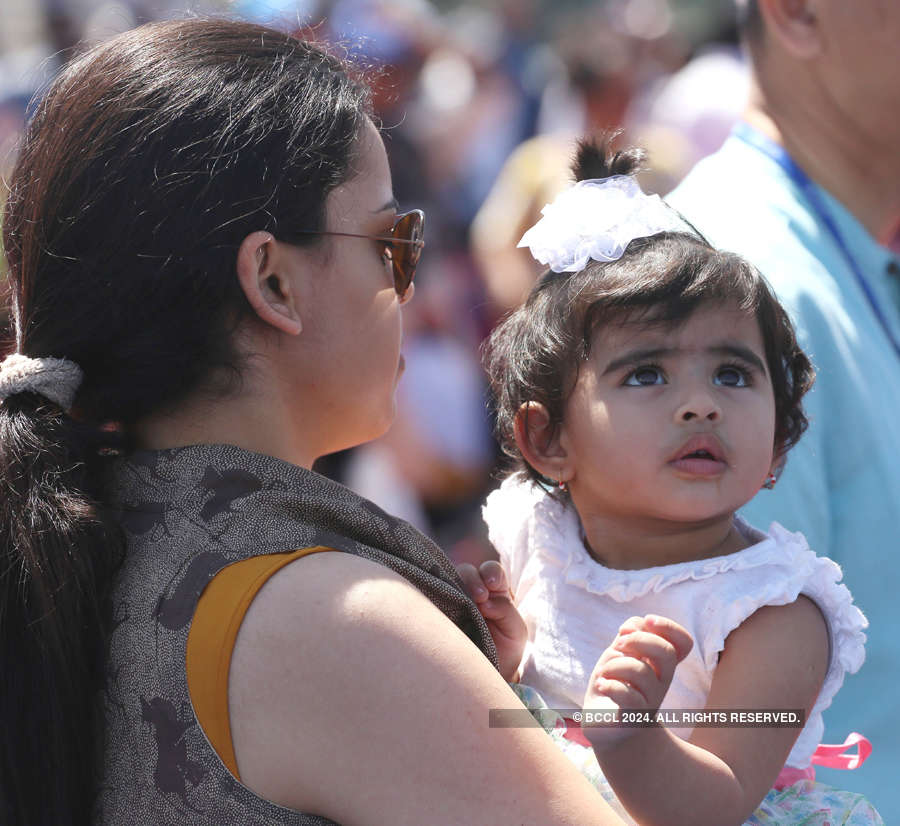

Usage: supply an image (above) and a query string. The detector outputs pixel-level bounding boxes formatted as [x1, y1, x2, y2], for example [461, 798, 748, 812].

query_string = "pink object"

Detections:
[564, 716, 871, 791]
[563, 717, 591, 748]
[773, 764, 816, 790]
[809, 732, 872, 770]
[774, 733, 871, 790]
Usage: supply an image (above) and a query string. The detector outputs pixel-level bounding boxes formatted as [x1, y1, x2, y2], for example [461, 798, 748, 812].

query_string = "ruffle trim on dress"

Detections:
[485, 475, 791, 603]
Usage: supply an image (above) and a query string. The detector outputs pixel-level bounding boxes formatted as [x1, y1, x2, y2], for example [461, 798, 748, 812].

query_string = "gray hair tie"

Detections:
[0, 353, 84, 411]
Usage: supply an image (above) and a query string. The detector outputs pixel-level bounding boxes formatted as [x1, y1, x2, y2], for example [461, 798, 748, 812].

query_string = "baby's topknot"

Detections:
[573, 135, 646, 183]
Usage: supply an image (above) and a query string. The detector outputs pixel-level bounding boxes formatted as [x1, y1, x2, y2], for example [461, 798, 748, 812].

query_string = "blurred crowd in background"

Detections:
[0, 0, 750, 561]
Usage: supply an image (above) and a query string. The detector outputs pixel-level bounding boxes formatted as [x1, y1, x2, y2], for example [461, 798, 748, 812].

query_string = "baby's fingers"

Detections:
[456, 563, 489, 604]
[596, 657, 659, 707]
[618, 616, 645, 635]
[592, 677, 650, 712]
[642, 615, 693, 661]
[478, 560, 512, 597]
[613, 630, 679, 682]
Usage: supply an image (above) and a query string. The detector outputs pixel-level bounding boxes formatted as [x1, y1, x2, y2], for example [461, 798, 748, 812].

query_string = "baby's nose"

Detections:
[675, 391, 721, 423]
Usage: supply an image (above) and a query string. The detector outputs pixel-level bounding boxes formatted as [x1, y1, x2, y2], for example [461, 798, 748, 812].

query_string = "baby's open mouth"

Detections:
[669, 436, 726, 474]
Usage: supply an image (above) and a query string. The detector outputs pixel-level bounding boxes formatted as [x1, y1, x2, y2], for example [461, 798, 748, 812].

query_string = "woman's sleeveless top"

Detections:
[96, 444, 498, 825]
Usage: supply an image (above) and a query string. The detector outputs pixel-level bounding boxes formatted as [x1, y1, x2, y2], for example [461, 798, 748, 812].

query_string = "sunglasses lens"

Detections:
[392, 210, 424, 296]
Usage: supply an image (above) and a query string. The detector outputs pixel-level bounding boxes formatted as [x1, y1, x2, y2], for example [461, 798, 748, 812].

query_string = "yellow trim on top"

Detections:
[186, 546, 335, 779]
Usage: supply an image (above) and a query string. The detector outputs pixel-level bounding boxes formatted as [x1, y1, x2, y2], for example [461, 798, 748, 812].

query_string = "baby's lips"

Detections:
[669, 432, 725, 463]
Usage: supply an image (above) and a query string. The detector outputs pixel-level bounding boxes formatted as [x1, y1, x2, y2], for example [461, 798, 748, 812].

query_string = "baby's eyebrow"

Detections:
[602, 343, 768, 376]
[602, 347, 673, 375]
[708, 344, 767, 375]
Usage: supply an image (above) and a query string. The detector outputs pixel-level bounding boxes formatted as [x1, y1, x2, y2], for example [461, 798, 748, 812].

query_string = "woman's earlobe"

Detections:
[236, 231, 303, 336]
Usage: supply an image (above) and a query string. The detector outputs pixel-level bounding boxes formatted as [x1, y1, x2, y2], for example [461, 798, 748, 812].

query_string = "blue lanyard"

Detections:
[733, 121, 900, 362]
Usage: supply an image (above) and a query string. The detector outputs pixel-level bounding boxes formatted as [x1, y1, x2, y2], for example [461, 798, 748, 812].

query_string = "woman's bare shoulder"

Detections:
[229, 550, 623, 826]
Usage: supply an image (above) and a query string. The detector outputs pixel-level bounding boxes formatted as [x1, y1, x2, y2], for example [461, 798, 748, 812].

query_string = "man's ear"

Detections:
[513, 402, 572, 485]
[236, 231, 303, 336]
[758, 0, 821, 59]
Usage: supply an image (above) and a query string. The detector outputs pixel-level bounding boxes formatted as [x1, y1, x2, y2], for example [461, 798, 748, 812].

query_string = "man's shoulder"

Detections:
[669, 140, 801, 247]
[667, 140, 843, 303]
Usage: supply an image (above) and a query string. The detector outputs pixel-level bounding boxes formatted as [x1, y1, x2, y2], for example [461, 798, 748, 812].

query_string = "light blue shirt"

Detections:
[669, 132, 900, 817]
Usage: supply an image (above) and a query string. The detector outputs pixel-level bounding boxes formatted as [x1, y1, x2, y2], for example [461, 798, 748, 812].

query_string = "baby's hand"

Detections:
[582, 615, 693, 750]
[457, 560, 528, 682]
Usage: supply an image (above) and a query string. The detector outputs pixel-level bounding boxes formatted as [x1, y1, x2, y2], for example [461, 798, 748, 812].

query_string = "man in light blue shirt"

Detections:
[668, 0, 900, 817]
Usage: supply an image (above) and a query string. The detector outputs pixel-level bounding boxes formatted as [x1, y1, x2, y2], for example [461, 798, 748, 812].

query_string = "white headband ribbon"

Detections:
[517, 176, 688, 273]
[0, 353, 84, 411]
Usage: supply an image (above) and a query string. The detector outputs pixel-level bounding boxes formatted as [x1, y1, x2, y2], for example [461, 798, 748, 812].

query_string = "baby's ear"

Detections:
[513, 402, 572, 485]
[769, 450, 787, 476]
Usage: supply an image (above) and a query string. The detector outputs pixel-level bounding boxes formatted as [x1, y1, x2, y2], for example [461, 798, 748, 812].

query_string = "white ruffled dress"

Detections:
[484, 474, 880, 824]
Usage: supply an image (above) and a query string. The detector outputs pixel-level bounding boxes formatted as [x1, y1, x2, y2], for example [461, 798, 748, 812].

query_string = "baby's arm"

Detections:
[457, 560, 528, 681]
[584, 597, 829, 826]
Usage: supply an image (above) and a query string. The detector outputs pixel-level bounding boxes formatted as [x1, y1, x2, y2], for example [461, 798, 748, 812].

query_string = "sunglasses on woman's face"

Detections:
[294, 209, 425, 298]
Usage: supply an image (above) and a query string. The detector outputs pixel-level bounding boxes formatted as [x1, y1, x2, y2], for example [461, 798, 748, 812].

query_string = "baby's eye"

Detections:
[713, 365, 750, 387]
[380, 241, 394, 265]
[623, 366, 665, 386]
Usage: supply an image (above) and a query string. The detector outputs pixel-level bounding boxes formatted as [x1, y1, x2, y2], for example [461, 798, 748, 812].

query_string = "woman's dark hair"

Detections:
[0, 19, 371, 824]
[484, 137, 814, 489]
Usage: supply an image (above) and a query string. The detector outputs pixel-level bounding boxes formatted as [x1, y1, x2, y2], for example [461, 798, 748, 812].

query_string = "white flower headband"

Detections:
[518, 176, 689, 273]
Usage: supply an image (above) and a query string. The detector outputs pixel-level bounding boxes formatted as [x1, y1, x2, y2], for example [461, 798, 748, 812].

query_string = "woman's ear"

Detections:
[758, 0, 821, 59]
[513, 402, 572, 485]
[236, 231, 303, 336]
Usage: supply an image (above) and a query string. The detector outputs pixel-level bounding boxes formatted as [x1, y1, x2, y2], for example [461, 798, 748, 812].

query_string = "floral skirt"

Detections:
[511, 684, 883, 825]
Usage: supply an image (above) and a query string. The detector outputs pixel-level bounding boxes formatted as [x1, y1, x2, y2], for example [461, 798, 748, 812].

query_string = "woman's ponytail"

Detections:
[0, 391, 123, 824]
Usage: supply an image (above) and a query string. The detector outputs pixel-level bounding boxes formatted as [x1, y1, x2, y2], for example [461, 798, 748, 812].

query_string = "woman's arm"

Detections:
[228, 551, 626, 826]
[587, 596, 829, 826]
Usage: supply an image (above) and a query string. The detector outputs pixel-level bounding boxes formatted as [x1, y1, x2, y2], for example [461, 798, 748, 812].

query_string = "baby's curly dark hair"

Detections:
[483, 137, 815, 488]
